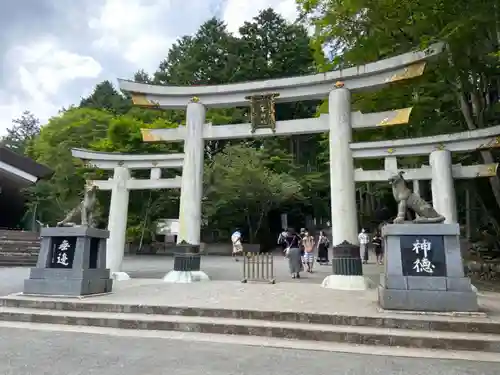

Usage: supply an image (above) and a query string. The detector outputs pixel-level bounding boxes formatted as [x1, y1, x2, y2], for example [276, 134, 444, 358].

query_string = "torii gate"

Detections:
[71, 148, 184, 280]
[117, 43, 446, 249]
[115, 42, 500, 288]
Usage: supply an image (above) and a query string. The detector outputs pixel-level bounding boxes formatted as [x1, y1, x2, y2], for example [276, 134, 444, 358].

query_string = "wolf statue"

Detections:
[389, 171, 445, 224]
[56, 184, 98, 227]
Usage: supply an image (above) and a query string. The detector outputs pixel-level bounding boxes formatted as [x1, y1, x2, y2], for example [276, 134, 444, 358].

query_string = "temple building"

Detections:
[0, 146, 52, 229]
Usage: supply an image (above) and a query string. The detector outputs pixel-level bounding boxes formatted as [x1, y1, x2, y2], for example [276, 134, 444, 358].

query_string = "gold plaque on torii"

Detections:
[245, 94, 279, 133]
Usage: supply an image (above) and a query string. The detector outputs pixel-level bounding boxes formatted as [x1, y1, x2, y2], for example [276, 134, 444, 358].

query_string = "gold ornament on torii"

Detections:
[245, 93, 279, 133]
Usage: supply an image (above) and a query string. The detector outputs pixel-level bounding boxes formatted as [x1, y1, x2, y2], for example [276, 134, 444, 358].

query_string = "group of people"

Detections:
[358, 228, 384, 265]
[231, 226, 384, 279]
[278, 228, 330, 279]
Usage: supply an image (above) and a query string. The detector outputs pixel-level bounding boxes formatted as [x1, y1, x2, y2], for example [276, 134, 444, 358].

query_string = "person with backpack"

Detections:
[283, 228, 302, 279]
[231, 229, 243, 262]
[277, 228, 288, 251]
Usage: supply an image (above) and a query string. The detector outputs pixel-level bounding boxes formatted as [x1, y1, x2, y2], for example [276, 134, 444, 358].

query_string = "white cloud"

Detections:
[89, 0, 175, 72]
[222, 0, 298, 35]
[0, 0, 303, 136]
[0, 38, 102, 135]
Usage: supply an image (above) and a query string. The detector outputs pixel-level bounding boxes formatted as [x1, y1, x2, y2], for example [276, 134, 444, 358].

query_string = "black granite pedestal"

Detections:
[378, 224, 478, 312]
[332, 241, 363, 276]
[321, 240, 368, 290]
[173, 243, 201, 272]
[23, 227, 113, 296]
[163, 242, 209, 283]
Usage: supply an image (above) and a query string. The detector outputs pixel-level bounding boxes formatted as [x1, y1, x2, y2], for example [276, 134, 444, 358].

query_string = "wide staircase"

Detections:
[0, 230, 40, 267]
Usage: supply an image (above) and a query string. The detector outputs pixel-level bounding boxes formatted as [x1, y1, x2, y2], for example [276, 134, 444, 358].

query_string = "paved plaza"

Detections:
[1, 326, 499, 375]
[0, 254, 384, 295]
[122, 254, 385, 284]
[1, 255, 500, 374]
[2, 255, 500, 316]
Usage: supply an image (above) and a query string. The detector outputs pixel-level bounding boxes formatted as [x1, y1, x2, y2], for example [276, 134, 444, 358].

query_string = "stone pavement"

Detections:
[0, 326, 499, 375]
[15, 276, 497, 321]
[0, 254, 383, 293]
[2, 256, 500, 318]
[2, 255, 500, 361]
[123, 254, 384, 284]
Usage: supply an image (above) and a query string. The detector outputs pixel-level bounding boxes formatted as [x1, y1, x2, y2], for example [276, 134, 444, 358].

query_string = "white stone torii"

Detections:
[114, 41, 500, 291]
[352, 126, 500, 224]
[71, 148, 184, 280]
[119, 43, 447, 251]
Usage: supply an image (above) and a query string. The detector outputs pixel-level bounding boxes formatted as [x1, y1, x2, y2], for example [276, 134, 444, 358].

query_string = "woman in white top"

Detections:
[358, 228, 370, 264]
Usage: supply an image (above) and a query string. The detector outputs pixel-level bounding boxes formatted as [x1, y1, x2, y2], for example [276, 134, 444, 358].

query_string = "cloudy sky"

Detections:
[0, 0, 298, 135]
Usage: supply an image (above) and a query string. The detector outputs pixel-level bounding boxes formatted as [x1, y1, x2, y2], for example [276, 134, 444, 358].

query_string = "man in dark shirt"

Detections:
[372, 231, 383, 265]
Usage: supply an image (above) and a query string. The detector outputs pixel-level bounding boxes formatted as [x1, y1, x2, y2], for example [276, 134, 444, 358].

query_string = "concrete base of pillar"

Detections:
[378, 285, 479, 312]
[111, 272, 130, 281]
[321, 275, 369, 291]
[163, 270, 210, 283]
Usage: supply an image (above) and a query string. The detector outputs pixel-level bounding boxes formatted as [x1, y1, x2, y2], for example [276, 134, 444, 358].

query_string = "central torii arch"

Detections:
[118, 43, 445, 251]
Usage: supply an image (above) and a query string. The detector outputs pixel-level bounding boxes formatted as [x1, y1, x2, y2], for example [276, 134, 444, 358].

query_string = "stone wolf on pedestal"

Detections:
[56, 184, 98, 227]
[389, 171, 445, 224]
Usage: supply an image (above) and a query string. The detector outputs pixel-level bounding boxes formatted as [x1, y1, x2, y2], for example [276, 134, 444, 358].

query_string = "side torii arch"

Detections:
[71, 148, 184, 280]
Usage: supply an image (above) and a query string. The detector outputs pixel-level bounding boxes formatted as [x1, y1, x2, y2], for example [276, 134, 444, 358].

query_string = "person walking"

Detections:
[231, 229, 244, 262]
[284, 228, 302, 279]
[372, 230, 383, 265]
[277, 228, 288, 251]
[316, 230, 330, 265]
[358, 228, 370, 264]
[302, 230, 315, 272]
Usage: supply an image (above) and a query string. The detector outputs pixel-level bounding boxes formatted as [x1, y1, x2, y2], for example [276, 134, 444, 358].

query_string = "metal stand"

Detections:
[242, 252, 275, 284]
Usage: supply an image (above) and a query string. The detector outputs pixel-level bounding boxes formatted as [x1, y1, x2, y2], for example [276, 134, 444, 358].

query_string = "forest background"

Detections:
[2, 2, 499, 252]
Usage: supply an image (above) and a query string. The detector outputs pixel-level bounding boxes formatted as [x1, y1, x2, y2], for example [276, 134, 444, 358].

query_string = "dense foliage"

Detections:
[2, 5, 499, 248]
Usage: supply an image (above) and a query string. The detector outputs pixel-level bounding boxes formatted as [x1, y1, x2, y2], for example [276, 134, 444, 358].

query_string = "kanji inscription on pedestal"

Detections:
[50, 237, 76, 269]
[400, 235, 446, 277]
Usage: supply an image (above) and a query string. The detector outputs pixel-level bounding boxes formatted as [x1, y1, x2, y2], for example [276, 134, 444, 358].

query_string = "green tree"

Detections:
[27, 104, 182, 240]
[134, 69, 152, 83]
[204, 144, 302, 243]
[27, 108, 114, 224]
[297, 0, 500, 228]
[80, 81, 132, 115]
[237, 8, 313, 82]
[1, 111, 40, 155]
[154, 18, 241, 85]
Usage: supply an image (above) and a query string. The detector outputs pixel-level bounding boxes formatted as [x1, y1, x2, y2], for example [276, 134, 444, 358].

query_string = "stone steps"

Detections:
[2, 297, 500, 334]
[0, 258, 37, 267]
[0, 298, 499, 353]
[0, 230, 40, 267]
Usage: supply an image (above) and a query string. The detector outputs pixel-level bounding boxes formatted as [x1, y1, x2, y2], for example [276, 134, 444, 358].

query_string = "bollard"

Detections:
[241, 252, 276, 284]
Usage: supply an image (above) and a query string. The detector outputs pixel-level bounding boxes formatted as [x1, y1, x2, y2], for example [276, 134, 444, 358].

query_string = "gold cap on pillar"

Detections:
[334, 81, 345, 88]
